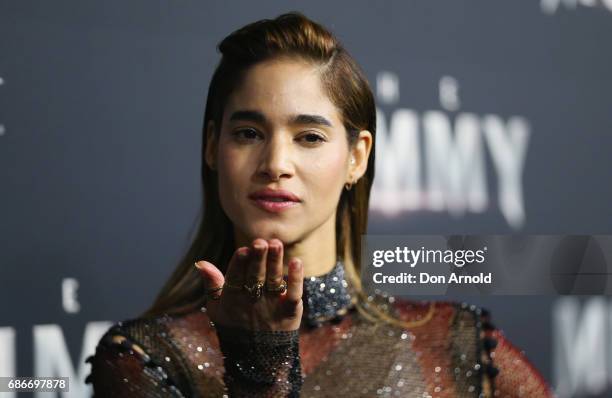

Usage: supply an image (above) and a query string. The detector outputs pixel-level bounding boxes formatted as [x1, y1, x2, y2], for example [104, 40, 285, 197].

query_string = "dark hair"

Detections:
[143, 11, 376, 318]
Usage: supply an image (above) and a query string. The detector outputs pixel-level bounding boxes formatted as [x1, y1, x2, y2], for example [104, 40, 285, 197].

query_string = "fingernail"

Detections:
[237, 247, 249, 258]
[194, 261, 204, 270]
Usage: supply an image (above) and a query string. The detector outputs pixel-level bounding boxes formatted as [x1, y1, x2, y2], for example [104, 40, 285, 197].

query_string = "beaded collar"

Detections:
[302, 259, 355, 328]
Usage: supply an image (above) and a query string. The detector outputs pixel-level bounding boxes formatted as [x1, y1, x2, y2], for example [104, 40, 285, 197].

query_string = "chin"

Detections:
[243, 221, 300, 244]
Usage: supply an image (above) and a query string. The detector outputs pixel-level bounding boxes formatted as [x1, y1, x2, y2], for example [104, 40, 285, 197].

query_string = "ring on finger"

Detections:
[204, 286, 223, 301]
[244, 280, 264, 301]
[265, 279, 287, 295]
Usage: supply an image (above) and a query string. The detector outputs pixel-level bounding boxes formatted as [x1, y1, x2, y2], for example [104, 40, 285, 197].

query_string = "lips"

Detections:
[248, 188, 301, 213]
[249, 188, 301, 202]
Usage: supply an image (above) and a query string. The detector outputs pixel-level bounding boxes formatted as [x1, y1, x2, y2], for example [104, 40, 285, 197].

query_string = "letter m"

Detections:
[33, 322, 112, 398]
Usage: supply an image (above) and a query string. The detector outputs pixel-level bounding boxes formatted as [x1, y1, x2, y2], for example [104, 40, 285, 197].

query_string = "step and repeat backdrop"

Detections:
[1, 1, 612, 397]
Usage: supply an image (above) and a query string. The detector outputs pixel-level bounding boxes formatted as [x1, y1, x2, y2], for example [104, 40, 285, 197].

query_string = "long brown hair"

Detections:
[142, 11, 376, 318]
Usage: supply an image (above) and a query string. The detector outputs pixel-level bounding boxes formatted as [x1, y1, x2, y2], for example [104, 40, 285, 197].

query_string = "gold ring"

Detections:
[265, 280, 287, 294]
[243, 280, 264, 301]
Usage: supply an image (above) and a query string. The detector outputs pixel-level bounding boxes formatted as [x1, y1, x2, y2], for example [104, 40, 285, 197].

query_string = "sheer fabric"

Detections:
[86, 263, 553, 397]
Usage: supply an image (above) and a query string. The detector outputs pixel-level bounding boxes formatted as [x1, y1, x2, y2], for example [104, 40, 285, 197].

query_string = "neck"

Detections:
[234, 212, 338, 278]
[284, 213, 337, 277]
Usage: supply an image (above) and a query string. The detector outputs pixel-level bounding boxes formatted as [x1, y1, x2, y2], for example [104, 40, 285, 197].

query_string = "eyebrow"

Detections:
[229, 110, 333, 127]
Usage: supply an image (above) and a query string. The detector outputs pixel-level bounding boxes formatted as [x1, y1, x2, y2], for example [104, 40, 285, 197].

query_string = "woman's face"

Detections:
[207, 58, 353, 246]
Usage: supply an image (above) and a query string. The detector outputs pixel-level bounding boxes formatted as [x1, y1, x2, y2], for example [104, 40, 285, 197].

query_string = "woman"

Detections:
[86, 12, 553, 397]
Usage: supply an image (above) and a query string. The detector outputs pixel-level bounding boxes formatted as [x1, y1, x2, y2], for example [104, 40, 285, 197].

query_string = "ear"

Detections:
[347, 130, 373, 183]
[205, 120, 218, 170]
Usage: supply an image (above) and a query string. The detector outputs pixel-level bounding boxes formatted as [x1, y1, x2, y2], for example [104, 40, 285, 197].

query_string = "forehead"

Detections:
[224, 58, 343, 126]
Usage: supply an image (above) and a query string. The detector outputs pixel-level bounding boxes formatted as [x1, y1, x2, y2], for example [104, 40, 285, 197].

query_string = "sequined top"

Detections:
[85, 261, 553, 397]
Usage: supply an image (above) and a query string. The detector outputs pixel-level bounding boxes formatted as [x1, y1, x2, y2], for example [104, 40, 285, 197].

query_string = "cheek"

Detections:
[216, 147, 249, 203]
[303, 149, 348, 194]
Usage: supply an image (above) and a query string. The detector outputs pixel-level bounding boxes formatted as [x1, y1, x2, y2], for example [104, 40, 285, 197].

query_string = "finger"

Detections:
[195, 261, 225, 300]
[223, 246, 249, 287]
[285, 258, 303, 304]
[265, 239, 284, 293]
[246, 239, 267, 284]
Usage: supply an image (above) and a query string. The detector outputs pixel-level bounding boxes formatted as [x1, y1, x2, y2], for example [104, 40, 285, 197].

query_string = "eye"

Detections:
[299, 132, 326, 145]
[232, 128, 262, 142]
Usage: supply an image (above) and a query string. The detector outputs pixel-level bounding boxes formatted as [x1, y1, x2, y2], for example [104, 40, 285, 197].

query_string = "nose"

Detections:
[256, 133, 294, 182]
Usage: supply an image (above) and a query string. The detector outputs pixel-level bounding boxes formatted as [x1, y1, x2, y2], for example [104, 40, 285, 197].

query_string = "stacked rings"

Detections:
[215, 280, 288, 300]
[243, 280, 264, 300]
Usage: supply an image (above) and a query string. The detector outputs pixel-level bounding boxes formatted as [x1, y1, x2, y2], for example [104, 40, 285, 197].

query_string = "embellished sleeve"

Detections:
[215, 324, 302, 397]
[478, 309, 555, 397]
[85, 331, 187, 397]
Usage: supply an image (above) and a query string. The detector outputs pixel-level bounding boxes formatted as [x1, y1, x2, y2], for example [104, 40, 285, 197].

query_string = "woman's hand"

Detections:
[195, 238, 304, 332]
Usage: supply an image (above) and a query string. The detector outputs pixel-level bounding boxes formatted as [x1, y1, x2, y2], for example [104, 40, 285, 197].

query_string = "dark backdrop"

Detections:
[1, 1, 612, 397]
